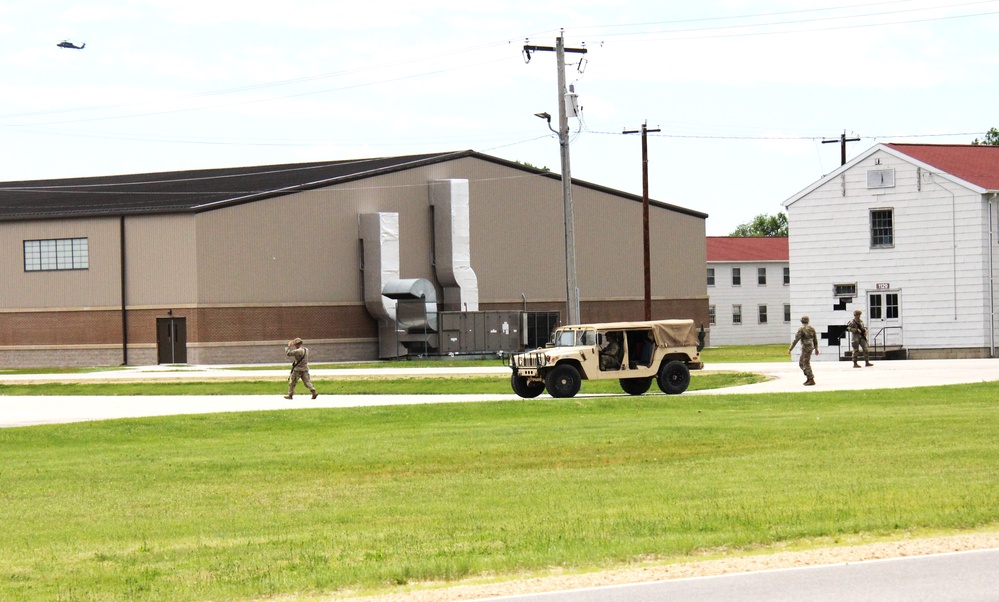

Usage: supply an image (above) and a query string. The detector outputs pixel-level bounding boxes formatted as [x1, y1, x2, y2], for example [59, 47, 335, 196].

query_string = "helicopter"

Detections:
[57, 40, 85, 49]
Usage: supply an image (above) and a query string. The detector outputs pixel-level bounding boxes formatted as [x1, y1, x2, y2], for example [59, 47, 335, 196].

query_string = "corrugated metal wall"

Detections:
[1, 155, 708, 365]
[0, 217, 121, 309]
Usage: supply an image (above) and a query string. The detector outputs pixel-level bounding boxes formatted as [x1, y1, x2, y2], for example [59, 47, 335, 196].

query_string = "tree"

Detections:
[971, 127, 999, 146]
[515, 160, 550, 172]
[730, 212, 788, 237]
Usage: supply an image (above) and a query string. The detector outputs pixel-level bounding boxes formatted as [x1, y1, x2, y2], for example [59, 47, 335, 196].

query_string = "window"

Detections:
[871, 209, 894, 247]
[869, 295, 881, 320]
[870, 293, 900, 320]
[834, 283, 857, 297]
[784, 304, 791, 323]
[783, 267, 790, 285]
[732, 304, 742, 324]
[708, 305, 716, 325]
[757, 267, 767, 285]
[707, 268, 715, 287]
[885, 293, 899, 319]
[24, 238, 89, 271]
[758, 304, 768, 324]
[732, 267, 741, 286]
[867, 169, 895, 189]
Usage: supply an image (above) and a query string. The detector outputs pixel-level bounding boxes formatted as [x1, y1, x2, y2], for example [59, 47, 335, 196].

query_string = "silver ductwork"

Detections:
[359, 212, 405, 358]
[430, 179, 479, 311]
[383, 278, 438, 353]
[359, 181, 480, 358]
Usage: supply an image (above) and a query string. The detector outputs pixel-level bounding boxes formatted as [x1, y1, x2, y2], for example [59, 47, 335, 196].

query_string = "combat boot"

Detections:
[804, 378, 815, 386]
[311, 391, 319, 399]
[284, 394, 293, 399]
[853, 361, 860, 368]
[865, 361, 873, 367]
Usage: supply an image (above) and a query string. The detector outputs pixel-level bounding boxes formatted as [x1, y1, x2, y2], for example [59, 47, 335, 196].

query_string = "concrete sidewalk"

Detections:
[1, 358, 997, 428]
[695, 357, 999, 395]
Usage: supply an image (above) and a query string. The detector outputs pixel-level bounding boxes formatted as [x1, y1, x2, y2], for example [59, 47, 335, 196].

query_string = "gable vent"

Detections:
[867, 168, 895, 189]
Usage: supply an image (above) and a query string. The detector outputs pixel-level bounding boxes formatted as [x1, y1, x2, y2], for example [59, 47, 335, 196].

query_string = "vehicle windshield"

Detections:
[552, 328, 595, 347]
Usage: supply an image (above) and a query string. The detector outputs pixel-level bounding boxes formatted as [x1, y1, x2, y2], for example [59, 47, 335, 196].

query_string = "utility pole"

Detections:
[524, 35, 587, 325]
[823, 130, 861, 166]
[623, 120, 660, 321]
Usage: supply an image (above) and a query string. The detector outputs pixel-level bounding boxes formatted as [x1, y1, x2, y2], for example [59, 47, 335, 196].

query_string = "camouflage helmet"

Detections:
[292, 337, 303, 345]
[800, 316, 809, 324]
[854, 309, 862, 316]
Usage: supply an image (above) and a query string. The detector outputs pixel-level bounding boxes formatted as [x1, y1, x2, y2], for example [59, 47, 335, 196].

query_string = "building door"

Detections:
[156, 317, 187, 364]
[867, 290, 902, 347]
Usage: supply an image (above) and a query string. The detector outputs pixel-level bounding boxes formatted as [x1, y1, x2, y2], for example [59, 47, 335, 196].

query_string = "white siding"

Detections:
[786, 147, 995, 360]
[707, 260, 790, 345]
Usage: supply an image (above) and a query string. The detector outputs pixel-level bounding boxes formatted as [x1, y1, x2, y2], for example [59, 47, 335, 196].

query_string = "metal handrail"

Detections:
[839, 325, 903, 360]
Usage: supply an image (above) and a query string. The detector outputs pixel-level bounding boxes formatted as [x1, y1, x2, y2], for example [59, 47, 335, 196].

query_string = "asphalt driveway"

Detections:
[1, 358, 997, 428]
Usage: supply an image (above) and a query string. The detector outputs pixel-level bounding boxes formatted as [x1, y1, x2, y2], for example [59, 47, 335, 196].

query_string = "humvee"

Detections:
[509, 319, 704, 398]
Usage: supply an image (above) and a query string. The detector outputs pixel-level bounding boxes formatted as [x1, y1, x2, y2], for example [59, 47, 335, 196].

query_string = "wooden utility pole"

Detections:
[623, 121, 660, 321]
[524, 36, 587, 325]
[823, 130, 861, 166]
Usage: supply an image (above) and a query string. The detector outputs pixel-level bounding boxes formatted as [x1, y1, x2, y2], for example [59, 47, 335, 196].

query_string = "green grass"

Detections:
[0, 372, 762, 396]
[700, 344, 787, 363]
[0, 345, 788, 375]
[2, 383, 998, 601]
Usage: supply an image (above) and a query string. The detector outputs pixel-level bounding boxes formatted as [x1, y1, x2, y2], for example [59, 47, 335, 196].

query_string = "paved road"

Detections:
[479, 549, 999, 602]
[0, 364, 514, 427]
[1, 358, 998, 428]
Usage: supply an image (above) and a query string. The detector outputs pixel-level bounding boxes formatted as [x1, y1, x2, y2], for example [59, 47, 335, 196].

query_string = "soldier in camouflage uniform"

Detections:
[285, 337, 318, 400]
[788, 316, 819, 386]
[847, 309, 873, 368]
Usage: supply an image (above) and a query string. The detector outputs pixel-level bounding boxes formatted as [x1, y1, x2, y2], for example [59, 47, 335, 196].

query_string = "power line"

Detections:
[570, 1, 999, 42]
[5, 2, 994, 128]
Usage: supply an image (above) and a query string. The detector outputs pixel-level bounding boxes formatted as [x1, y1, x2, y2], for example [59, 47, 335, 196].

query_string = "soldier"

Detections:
[285, 337, 318, 400]
[599, 332, 622, 371]
[847, 309, 874, 368]
[788, 316, 819, 386]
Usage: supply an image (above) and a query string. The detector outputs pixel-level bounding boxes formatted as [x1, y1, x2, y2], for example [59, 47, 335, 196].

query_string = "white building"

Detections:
[706, 236, 790, 346]
[783, 143, 999, 361]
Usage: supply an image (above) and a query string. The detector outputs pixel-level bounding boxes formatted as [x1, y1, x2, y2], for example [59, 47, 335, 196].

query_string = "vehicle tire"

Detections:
[545, 364, 581, 398]
[657, 360, 690, 395]
[511, 373, 545, 398]
[620, 377, 653, 395]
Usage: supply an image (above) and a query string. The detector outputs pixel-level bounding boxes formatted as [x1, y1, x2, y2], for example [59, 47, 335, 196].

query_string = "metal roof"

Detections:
[0, 152, 463, 221]
[885, 143, 999, 191]
[706, 236, 788, 262]
[0, 150, 709, 222]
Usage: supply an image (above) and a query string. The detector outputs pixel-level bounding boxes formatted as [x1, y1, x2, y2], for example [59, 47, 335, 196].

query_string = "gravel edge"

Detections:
[342, 532, 999, 601]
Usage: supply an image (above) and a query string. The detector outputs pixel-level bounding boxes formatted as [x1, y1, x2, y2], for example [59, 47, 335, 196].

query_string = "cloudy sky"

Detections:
[2, 0, 998, 235]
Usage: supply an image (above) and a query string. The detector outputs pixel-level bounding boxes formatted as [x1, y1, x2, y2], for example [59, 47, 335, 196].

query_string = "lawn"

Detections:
[0, 371, 762, 396]
[2, 382, 998, 601]
[0, 344, 788, 376]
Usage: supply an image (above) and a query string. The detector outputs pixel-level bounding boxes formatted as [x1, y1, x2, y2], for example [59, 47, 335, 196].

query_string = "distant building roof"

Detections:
[885, 143, 999, 191]
[0, 152, 459, 221]
[0, 150, 708, 222]
[706, 236, 788, 262]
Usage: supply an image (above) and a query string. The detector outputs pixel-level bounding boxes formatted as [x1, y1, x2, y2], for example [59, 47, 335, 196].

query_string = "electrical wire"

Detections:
[1, 2, 994, 151]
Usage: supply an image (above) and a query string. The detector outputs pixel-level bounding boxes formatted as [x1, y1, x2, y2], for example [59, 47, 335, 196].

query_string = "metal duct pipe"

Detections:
[430, 179, 479, 311]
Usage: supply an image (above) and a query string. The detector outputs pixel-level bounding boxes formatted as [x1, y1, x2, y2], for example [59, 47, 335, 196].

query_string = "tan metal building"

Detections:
[0, 151, 708, 367]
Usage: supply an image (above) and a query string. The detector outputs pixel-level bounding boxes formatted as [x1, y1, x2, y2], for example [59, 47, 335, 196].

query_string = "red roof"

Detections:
[706, 236, 788, 262]
[885, 143, 999, 191]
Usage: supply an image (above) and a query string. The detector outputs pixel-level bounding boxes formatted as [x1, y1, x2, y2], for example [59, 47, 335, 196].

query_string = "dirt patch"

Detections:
[342, 532, 999, 601]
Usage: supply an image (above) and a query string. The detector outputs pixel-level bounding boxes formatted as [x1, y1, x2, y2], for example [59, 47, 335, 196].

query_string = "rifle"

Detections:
[849, 319, 868, 339]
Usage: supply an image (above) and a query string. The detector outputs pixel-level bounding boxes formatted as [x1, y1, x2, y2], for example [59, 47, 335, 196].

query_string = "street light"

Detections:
[525, 36, 586, 325]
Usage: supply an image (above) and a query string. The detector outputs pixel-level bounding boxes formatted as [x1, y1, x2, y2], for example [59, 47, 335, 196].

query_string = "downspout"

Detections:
[119, 216, 128, 365]
[991, 193, 997, 357]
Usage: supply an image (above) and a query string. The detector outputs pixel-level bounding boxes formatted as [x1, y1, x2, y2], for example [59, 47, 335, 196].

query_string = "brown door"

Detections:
[156, 317, 187, 364]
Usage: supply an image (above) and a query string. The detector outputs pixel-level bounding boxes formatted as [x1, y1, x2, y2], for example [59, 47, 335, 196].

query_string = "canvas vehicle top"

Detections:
[509, 318, 704, 399]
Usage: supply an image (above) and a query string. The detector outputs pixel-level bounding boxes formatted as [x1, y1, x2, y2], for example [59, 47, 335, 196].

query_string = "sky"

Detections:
[2, 0, 998, 236]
